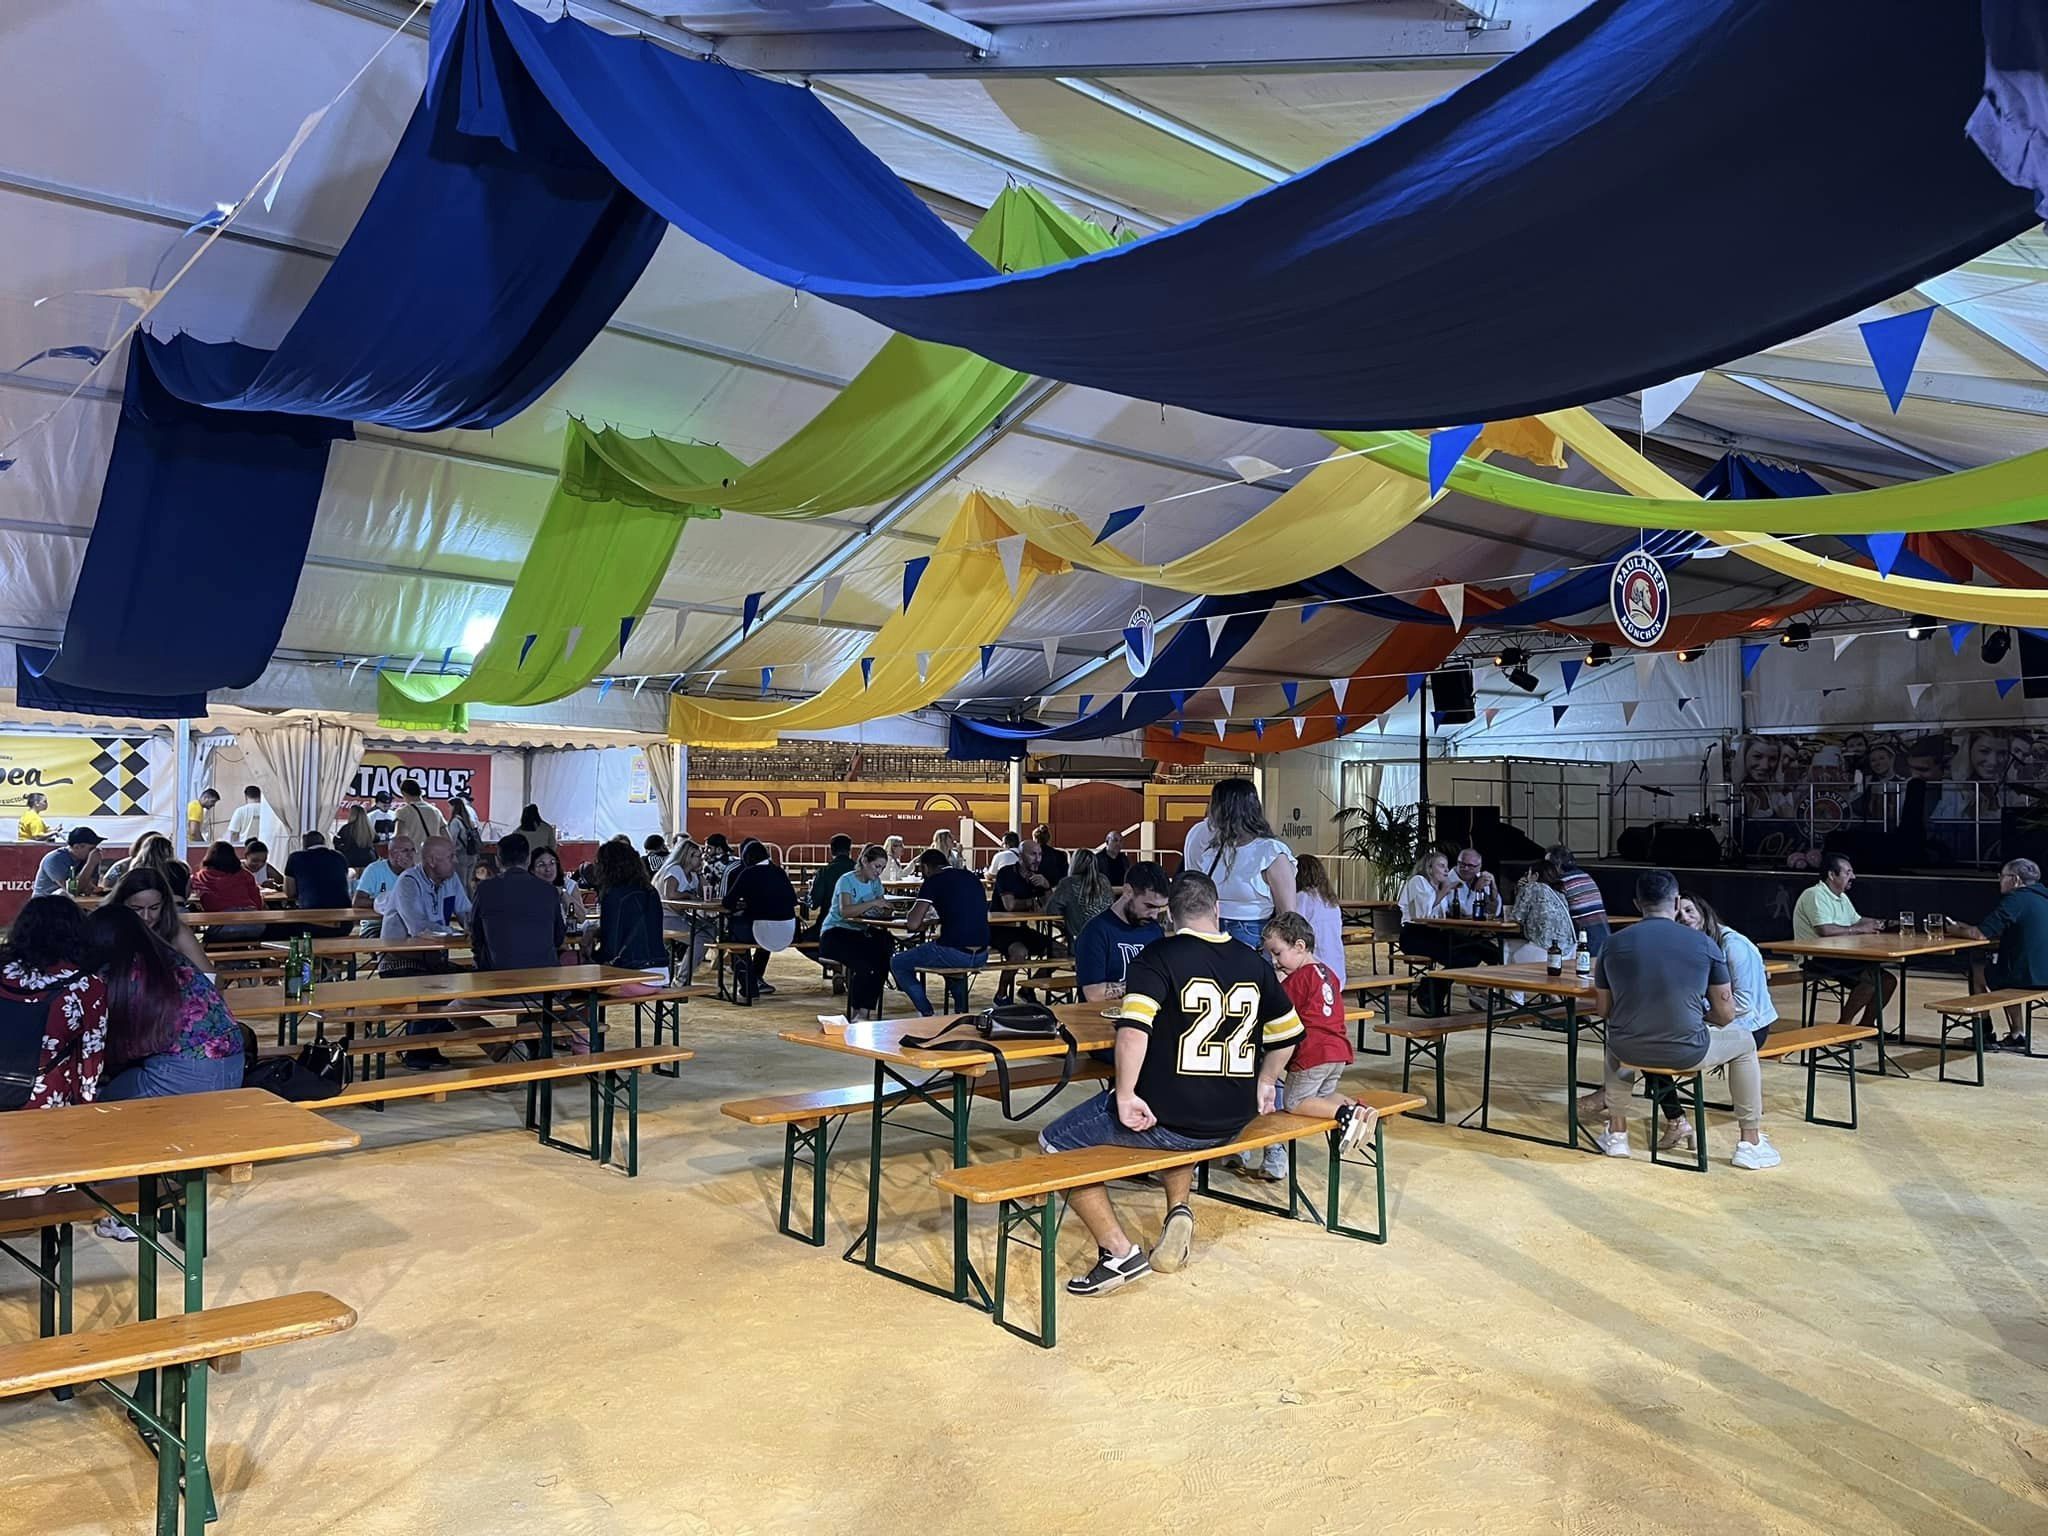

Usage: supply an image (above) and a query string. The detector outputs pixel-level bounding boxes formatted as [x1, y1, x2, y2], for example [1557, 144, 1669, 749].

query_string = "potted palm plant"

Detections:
[1332, 800, 1424, 901]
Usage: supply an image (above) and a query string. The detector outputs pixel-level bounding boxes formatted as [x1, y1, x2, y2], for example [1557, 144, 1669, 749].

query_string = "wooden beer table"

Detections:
[1430, 962, 1605, 1154]
[1761, 933, 1987, 1077]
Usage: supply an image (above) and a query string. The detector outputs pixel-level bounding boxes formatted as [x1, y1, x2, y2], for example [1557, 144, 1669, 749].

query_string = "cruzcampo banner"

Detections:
[0, 732, 153, 819]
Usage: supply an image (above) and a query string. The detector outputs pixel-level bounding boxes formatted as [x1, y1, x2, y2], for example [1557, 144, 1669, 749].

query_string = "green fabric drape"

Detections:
[1327, 428, 2048, 533]
[563, 187, 1121, 516]
[378, 428, 740, 732]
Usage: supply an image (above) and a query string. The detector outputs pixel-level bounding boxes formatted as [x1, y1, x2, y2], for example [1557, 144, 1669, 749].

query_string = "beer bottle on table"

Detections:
[1546, 939, 1564, 977]
[1574, 931, 1593, 982]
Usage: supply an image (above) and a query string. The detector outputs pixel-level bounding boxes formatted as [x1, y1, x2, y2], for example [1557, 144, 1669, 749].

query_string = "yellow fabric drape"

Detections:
[1539, 409, 2048, 626]
[986, 421, 1556, 592]
[667, 495, 1066, 747]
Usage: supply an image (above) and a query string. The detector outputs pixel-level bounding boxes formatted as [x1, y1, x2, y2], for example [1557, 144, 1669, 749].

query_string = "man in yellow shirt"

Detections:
[187, 788, 219, 843]
[16, 793, 54, 842]
[1791, 853, 1890, 1032]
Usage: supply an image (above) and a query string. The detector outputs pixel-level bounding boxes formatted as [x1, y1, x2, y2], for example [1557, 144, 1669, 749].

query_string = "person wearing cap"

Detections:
[32, 826, 105, 898]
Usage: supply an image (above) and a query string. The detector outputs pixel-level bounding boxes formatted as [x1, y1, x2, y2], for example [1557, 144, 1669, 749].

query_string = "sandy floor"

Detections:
[4, 959, 2046, 1535]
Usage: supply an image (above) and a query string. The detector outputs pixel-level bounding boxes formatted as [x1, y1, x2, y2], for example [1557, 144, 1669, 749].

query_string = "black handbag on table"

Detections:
[900, 1001, 1077, 1120]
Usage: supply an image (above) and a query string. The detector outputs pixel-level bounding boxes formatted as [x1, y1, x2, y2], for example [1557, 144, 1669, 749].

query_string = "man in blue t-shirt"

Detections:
[891, 847, 993, 1015]
[1076, 860, 1171, 1001]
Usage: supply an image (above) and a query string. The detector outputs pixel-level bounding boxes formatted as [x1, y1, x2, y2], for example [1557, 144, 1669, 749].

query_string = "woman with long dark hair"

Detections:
[104, 867, 212, 972]
[89, 904, 244, 1101]
[335, 804, 378, 873]
[592, 839, 668, 979]
[0, 895, 108, 1112]
[1182, 777, 1297, 948]
[721, 839, 799, 1001]
[189, 840, 262, 912]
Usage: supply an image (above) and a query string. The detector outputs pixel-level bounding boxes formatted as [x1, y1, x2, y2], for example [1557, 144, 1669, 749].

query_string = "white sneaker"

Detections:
[1594, 1127, 1631, 1158]
[1731, 1137, 1782, 1170]
[94, 1215, 137, 1243]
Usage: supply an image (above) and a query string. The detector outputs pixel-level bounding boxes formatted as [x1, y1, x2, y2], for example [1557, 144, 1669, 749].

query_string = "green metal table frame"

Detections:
[842, 1060, 993, 1313]
[1458, 986, 1605, 1154]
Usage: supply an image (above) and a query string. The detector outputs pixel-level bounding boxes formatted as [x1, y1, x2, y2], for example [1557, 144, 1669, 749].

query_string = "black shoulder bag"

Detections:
[900, 1001, 1078, 1121]
[0, 984, 71, 1110]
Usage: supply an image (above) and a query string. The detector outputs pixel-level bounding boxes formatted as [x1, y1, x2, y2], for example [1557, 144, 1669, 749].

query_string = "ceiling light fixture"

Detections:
[1905, 615, 1934, 641]
[1507, 666, 1540, 693]
[1982, 627, 2013, 665]
[1779, 622, 1811, 650]
[1675, 645, 1707, 664]
[1586, 642, 1613, 667]
[1495, 645, 1529, 670]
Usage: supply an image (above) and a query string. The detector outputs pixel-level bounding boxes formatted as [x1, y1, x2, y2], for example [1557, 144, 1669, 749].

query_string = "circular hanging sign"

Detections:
[1610, 551, 1669, 648]
[1125, 605, 1156, 677]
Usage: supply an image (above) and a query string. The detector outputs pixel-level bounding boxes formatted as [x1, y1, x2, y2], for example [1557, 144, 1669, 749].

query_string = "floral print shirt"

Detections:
[166, 962, 243, 1062]
[2, 959, 109, 1109]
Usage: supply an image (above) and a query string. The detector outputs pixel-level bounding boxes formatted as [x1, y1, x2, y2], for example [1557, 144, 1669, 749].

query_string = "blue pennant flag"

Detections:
[1077, 694, 1093, 716]
[1998, 677, 2021, 698]
[1552, 704, 1570, 726]
[1741, 641, 1767, 680]
[1867, 532, 1907, 579]
[1428, 423, 1486, 497]
[618, 615, 636, 656]
[1405, 673, 1424, 700]
[438, 645, 453, 675]
[669, 676, 686, 693]
[1252, 718, 1266, 739]
[597, 676, 614, 700]
[1299, 603, 1324, 625]
[1560, 658, 1584, 693]
[980, 644, 995, 677]
[1431, 711, 1447, 728]
[860, 656, 874, 689]
[1527, 569, 1564, 594]
[741, 591, 763, 637]
[1282, 681, 1299, 709]
[1859, 306, 1937, 413]
[13, 344, 108, 370]
[0, 458, 13, 474]
[1093, 505, 1144, 545]
[1949, 622, 1976, 656]
[518, 633, 537, 669]
[1333, 715, 1348, 734]
[760, 667, 773, 697]
[1171, 720, 1183, 739]
[1170, 690, 1187, 713]
[902, 556, 932, 611]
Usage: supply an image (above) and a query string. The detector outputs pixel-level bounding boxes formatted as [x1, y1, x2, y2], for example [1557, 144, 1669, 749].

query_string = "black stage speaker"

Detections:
[1431, 665, 1476, 725]
[1436, 806, 1498, 848]
[2021, 629, 2048, 699]
[1615, 825, 1656, 861]
[1649, 825, 1723, 867]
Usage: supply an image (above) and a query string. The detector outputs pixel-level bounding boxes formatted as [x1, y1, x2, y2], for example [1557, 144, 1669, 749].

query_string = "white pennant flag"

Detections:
[1435, 584, 1467, 631]
[816, 574, 844, 622]
[1205, 616, 1228, 655]
[564, 625, 584, 661]
[916, 652, 930, 684]
[1214, 719, 1229, 739]
[1833, 634, 1858, 660]
[1641, 371, 1706, 433]
[348, 656, 371, 683]
[1633, 650, 1660, 690]
[996, 535, 1026, 597]
[702, 668, 724, 695]
[402, 653, 423, 678]
[1041, 637, 1060, 675]
[1217, 686, 1236, 716]
[1376, 715, 1387, 734]
[1329, 677, 1349, 710]
[1906, 682, 1929, 709]
[1291, 716, 1306, 738]
[1621, 700, 1639, 726]
[1225, 454, 1284, 484]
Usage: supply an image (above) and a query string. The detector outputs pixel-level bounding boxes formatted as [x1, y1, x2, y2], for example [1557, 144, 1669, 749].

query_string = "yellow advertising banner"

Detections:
[0, 733, 153, 819]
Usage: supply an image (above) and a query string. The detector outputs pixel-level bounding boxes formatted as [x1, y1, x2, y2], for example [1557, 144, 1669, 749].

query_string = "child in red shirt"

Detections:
[1230, 911, 1375, 1181]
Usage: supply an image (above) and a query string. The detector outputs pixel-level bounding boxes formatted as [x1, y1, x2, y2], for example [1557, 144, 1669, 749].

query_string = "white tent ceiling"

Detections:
[2, 0, 2046, 736]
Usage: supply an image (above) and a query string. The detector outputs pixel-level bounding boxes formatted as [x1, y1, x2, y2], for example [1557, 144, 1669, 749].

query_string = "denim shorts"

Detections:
[1037, 1088, 1229, 1155]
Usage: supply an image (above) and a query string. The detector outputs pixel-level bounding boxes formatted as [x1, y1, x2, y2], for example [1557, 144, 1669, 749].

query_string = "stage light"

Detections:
[1508, 665, 1540, 693]
[1779, 622, 1811, 650]
[1586, 642, 1613, 667]
[1495, 645, 1529, 670]
[1982, 627, 2013, 664]
[1675, 645, 1707, 664]
[1903, 615, 1936, 641]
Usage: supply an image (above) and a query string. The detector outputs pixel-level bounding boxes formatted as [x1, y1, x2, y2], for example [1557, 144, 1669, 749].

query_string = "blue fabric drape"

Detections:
[1696, 454, 1960, 582]
[470, 0, 2031, 430]
[14, 645, 207, 719]
[44, 5, 667, 697]
[1972, 0, 2048, 218]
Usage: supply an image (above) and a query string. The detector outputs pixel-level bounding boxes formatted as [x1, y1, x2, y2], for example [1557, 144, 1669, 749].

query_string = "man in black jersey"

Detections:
[1040, 871, 1358, 1296]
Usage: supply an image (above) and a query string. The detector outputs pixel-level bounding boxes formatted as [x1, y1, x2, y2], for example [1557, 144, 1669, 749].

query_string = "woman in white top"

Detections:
[1181, 778, 1296, 948]
[1399, 850, 1457, 1016]
[1291, 854, 1348, 987]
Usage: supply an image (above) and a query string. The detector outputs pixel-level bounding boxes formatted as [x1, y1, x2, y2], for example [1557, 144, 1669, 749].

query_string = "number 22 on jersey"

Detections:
[1176, 978, 1262, 1075]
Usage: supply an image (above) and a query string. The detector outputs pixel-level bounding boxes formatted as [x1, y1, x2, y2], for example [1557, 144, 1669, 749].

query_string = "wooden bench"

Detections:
[1373, 1013, 1488, 1121]
[1922, 987, 2048, 1082]
[721, 1061, 1113, 1244]
[0, 1291, 355, 1533]
[1345, 978, 1401, 1055]
[914, 962, 1079, 1007]
[0, 1184, 156, 1387]
[321, 1045, 692, 1175]
[1623, 1022, 1879, 1170]
[933, 1088, 1426, 1348]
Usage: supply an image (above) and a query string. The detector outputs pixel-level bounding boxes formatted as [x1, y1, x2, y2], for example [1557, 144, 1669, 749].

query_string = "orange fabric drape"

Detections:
[1547, 591, 1825, 651]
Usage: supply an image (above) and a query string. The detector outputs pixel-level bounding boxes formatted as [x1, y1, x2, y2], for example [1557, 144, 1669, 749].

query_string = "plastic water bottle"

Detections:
[1574, 930, 1593, 983]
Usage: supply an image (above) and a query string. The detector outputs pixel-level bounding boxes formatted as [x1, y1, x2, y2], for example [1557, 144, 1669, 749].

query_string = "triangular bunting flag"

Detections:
[703, 669, 724, 695]
[1093, 505, 1144, 545]
[816, 574, 844, 621]
[1333, 715, 1349, 734]
[1041, 636, 1060, 675]
[1906, 682, 1930, 709]
[1281, 681, 1299, 710]
[1435, 584, 1466, 631]
[1552, 705, 1570, 726]
[438, 646, 454, 675]
[1859, 306, 1937, 413]
[1677, 695, 1699, 719]
[1077, 695, 1094, 717]
[1621, 701, 1639, 726]
[1225, 454, 1283, 483]
[596, 676, 614, 701]
[1205, 616, 1228, 655]
[980, 644, 996, 677]
[996, 535, 1025, 597]
[1330, 678, 1349, 709]
[403, 653, 423, 678]
[902, 556, 932, 611]
[564, 625, 583, 660]
[916, 652, 930, 684]
[1217, 686, 1236, 715]
[1214, 719, 1229, 739]
[618, 615, 636, 657]
[1949, 623, 1976, 656]
[1299, 602, 1324, 626]
[1833, 634, 1859, 660]
[1292, 716, 1306, 738]
[1633, 651, 1660, 689]
[348, 655, 372, 683]
[1820, 687, 1842, 698]
[860, 656, 874, 690]
[1171, 720, 1183, 739]
[1427, 424, 1485, 497]
[1527, 570, 1563, 594]
[1171, 691, 1188, 713]
[1560, 658, 1584, 694]
[1404, 673, 1424, 700]
[633, 675, 648, 696]
[741, 592, 762, 637]
[1741, 641, 1766, 680]
[514, 632, 536, 669]
[1483, 707, 1500, 728]
[1252, 718, 1266, 740]
[1867, 532, 1907, 579]
[1998, 677, 2020, 698]
[760, 667, 773, 696]
[1376, 716, 1387, 735]
[1641, 371, 1705, 433]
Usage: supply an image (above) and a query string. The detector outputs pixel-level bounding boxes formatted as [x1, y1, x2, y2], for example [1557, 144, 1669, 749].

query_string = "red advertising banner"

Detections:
[341, 750, 491, 815]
